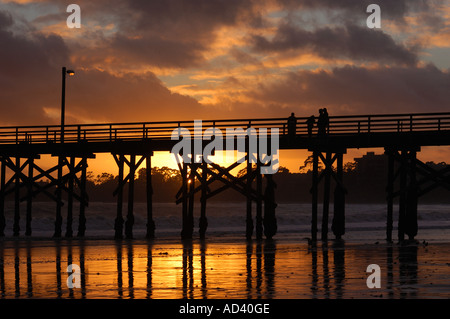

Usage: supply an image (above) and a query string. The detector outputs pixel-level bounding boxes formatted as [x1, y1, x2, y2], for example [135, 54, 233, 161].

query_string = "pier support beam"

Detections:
[0, 153, 88, 238]
[385, 147, 421, 242]
[180, 161, 190, 239]
[309, 148, 347, 242]
[125, 154, 136, 239]
[331, 152, 345, 240]
[25, 158, 33, 236]
[53, 156, 64, 238]
[322, 152, 332, 241]
[386, 151, 395, 242]
[51, 154, 92, 238]
[173, 151, 260, 240]
[14, 156, 20, 237]
[77, 157, 88, 237]
[398, 150, 408, 241]
[65, 156, 75, 238]
[187, 164, 196, 239]
[199, 161, 208, 240]
[112, 153, 146, 239]
[146, 154, 155, 239]
[405, 151, 418, 240]
[256, 161, 263, 240]
[114, 154, 124, 239]
[0, 159, 5, 237]
[263, 174, 277, 240]
[311, 151, 319, 241]
[246, 157, 254, 240]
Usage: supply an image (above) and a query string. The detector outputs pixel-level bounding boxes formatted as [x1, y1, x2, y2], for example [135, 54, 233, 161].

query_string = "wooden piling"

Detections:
[146, 154, 155, 239]
[181, 162, 189, 239]
[65, 156, 75, 238]
[0, 159, 5, 237]
[199, 161, 208, 239]
[246, 153, 253, 240]
[405, 151, 418, 240]
[256, 161, 263, 240]
[187, 165, 195, 239]
[125, 154, 136, 239]
[13, 156, 20, 237]
[321, 152, 331, 241]
[77, 157, 87, 237]
[53, 156, 63, 238]
[263, 174, 277, 240]
[386, 150, 394, 242]
[398, 150, 407, 241]
[311, 151, 319, 241]
[331, 153, 345, 240]
[25, 158, 33, 236]
[114, 154, 124, 239]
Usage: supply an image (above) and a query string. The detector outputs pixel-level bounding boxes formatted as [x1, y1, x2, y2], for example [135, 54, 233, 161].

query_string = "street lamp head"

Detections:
[67, 69, 75, 76]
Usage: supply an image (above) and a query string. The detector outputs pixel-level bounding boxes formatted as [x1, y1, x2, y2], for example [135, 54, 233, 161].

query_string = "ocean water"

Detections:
[0, 202, 449, 300]
[2, 201, 450, 242]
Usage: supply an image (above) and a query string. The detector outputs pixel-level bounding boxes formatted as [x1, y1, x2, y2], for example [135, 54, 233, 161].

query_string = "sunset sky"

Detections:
[1, 0, 449, 174]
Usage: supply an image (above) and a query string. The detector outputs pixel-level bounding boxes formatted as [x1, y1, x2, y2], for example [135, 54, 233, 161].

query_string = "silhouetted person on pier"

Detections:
[263, 174, 277, 240]
[306, 115, 315, 138]
[317, 108, 329, 137]
[287, 112, 297, 143]
[323, 108, 329, 134]
[317, 109, 325, 137]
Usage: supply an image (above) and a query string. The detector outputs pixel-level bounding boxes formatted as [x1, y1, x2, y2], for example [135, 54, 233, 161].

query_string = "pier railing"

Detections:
[0, 112, 449, 145]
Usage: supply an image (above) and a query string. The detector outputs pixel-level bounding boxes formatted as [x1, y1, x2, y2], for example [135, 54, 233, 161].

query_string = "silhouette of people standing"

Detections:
[287, 112, 297, 143]
[306, 115, 315, 138]
[317, 108, 329, 137]
[317, 109, 325, 137]
[323, 108, 329, 134]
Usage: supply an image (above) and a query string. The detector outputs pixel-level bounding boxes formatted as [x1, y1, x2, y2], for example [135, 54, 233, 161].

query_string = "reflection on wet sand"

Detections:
[127, 241, 134, 299]
[0, 239, 447, 299]
[333, 240, 345, 299]
[0, 243, 4, 298]
[399, 244, 418, 298]
[309, 241, 345, 299]
[147, 241, 152, 299]
[182, 240, 193, 299]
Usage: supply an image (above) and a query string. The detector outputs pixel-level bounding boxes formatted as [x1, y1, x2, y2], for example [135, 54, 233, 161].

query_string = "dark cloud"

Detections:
[0, 10, 13, 29]
[0, 8, 211, 125]
[251, 23, 418, 66]
[276, 0, 437, 20]
[18, 0, 441, 71]
[127, 0, 260, 31]
[0, 9, 70, 124]
[69, 0, 265, 69]
[247, 64, 450, 115]
[106, 33, 206, 69]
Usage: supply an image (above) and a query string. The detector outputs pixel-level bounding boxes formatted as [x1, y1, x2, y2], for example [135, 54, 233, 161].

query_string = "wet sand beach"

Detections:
[0, 236, 449, 299]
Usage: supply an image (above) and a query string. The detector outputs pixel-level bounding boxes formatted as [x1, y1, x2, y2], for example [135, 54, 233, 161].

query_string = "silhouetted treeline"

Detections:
[7, 157, 450, 204]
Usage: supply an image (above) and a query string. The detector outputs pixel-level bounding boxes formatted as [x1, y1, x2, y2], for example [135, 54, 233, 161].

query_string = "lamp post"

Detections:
[54, 67, 74, 238]
[61, 67, 75, 143]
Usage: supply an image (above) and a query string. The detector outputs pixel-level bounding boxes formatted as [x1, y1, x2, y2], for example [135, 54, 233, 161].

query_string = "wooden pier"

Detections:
[0, 112, 449, 241]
